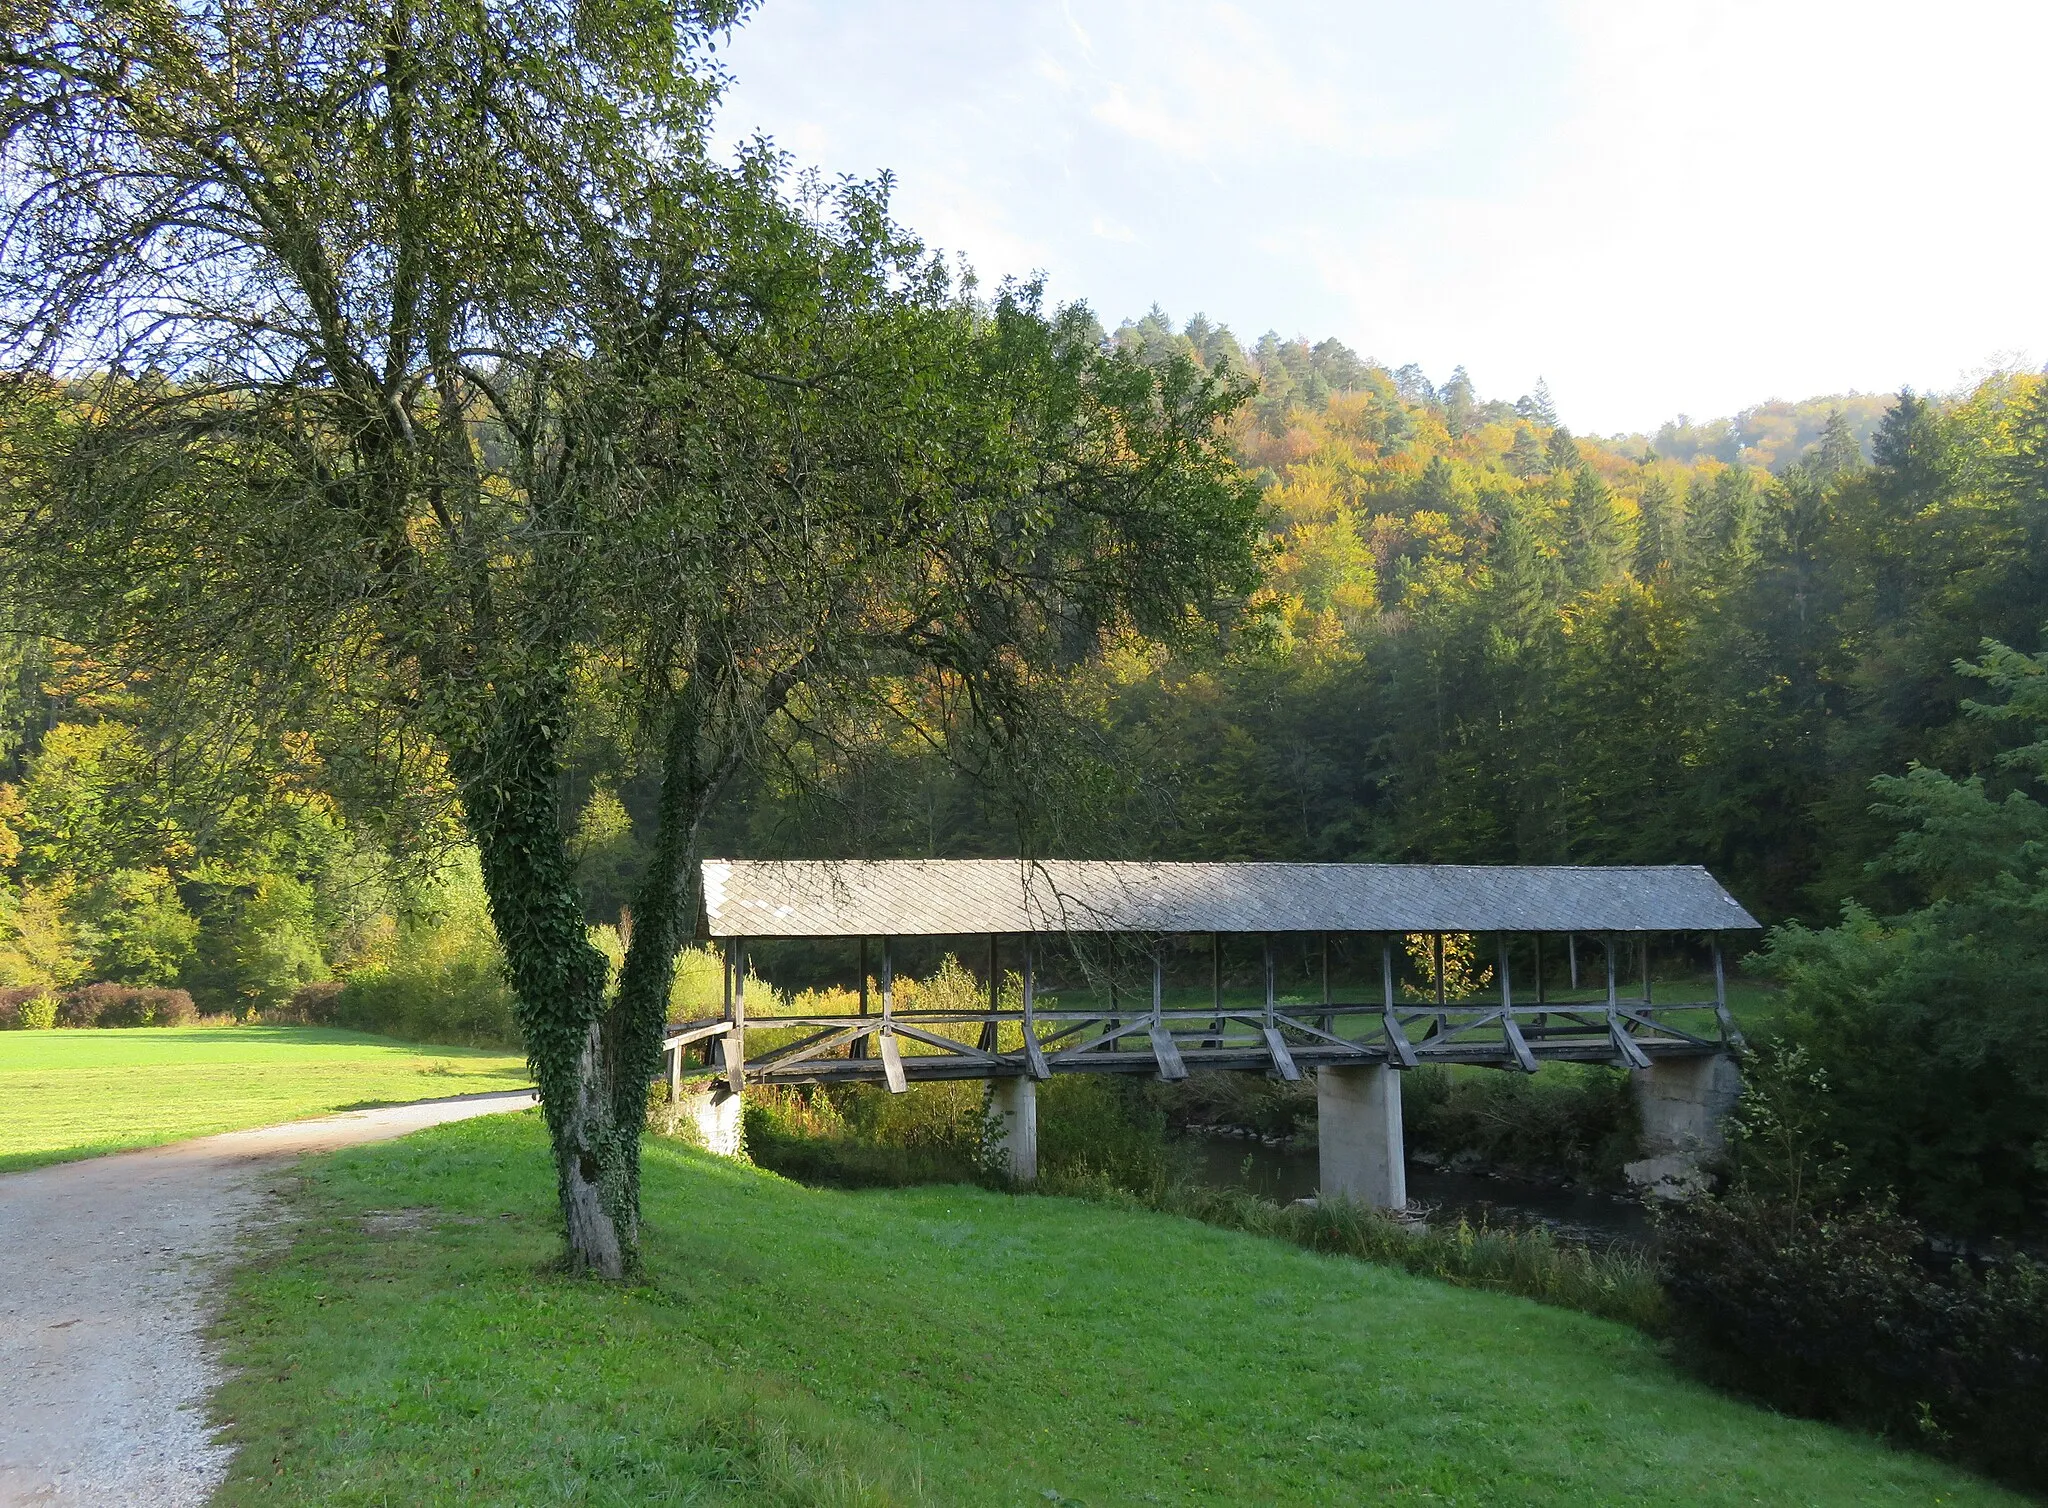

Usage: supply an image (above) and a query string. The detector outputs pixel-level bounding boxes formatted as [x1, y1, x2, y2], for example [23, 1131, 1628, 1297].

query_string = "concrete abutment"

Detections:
[1625, 1052, 1741, 1199]
[655, 1083, 744, 1157]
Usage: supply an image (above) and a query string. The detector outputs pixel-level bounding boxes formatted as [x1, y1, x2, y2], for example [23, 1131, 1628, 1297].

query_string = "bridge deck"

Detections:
[665, 997, 1732, 1091]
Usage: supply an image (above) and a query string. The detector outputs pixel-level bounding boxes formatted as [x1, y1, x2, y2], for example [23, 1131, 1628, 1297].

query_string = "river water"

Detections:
[1178, 1134, 1656, 1249]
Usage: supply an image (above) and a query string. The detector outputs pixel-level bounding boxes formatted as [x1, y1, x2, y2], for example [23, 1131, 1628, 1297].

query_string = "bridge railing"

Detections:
[663, 993, 1737, 1093]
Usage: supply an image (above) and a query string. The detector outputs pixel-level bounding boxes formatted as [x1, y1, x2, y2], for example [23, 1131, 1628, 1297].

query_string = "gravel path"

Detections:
[0, 1089, 539, 1507]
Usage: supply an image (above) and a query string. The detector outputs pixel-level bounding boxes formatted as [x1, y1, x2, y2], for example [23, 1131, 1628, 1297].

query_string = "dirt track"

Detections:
[0, 1090, 538, 1507]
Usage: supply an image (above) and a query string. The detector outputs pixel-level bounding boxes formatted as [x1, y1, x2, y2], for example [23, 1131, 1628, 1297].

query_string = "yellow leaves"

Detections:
[0, 784, 21, 873]
[0, 878, 87, 990]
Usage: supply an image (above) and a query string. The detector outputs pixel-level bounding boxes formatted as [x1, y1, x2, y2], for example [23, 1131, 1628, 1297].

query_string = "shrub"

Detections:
[1404, 1062, 1638, 1181]
[321, 858, 518, 1047]
[274, 979, 345, 1025]
[6, 987, 59, 1029]
[1111, 1182, 1667, 1332]
[1659, 1192, 2048, 1491]
[56, 982, 197, 1026]
[742, 1084, 983, 1188]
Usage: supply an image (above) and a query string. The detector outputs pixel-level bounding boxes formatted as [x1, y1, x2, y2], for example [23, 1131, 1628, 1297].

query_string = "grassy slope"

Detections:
[213, 1114, 2018, 1507]
[0, 1026, 531, 1171]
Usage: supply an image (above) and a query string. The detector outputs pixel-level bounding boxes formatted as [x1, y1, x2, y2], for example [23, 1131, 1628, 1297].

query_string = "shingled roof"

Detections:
[699, 859, 1759, 938]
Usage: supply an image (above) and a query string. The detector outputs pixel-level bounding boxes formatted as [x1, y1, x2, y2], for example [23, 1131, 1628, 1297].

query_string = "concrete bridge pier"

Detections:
[988, 1076, 1038, 1183]
[1626, 1053, 1741, 1199]
[657, 1083, 744, 1156]
[1317, 1065, 1407, 1211]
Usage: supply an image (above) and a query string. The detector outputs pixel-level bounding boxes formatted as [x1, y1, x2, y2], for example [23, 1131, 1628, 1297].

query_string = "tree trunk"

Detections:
[454, 689, 633, 1277]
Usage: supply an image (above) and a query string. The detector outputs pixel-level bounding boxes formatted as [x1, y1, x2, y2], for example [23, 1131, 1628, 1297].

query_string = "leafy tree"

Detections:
[0, 0, 1259, 1273]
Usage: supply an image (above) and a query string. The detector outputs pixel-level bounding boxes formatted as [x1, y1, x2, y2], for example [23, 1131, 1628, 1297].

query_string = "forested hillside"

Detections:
[716, 313, 2048, 929]
[5, 313, 2047, 1004]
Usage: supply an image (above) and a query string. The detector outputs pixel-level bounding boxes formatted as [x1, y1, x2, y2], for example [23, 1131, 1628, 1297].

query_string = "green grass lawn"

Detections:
[0, 1026, 531, 1172]
[212, 1113, 2020, 1506]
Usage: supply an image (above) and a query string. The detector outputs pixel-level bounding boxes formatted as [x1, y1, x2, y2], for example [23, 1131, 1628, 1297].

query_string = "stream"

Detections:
[1177, 1134, 1657, 1249]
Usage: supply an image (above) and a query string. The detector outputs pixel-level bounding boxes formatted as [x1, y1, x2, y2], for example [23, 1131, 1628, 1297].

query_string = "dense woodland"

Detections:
[7, 313, 2048, 1234]
[708, 315, 2047, 920]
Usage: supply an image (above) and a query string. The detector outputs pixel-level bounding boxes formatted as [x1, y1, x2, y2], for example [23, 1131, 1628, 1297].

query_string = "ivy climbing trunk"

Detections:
[453, 691, 633, 1278]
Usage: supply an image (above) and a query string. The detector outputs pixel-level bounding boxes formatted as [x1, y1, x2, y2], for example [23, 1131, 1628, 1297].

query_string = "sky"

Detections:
[707, 0, 2048, 436]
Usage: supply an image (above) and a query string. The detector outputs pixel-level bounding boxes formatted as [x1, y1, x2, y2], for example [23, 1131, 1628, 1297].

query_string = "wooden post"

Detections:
[1022, 935, 1049, 1079]
[1642, 936, 1653, 1005]
[1319, 932, 1332, 1038]
[1150, 945, 1186, 1080]
[1433, 933, 1446, 1010]
[1712, 934, 1744, 1046]
[980, 934, 1000, 1052]
[853, 937, 870, 1060]
[1569, 932, 1579, 991]
[725, 938, 746, 1095]
[1209, 932, 1223, 1048]
[1263, 935, 1276, 1028]
[879, 935, 906, 1094]
[1382, 936, 1416, 1068]
[1499, 933, 1536, 1073]
[1605, 935, 1617, 1007]
[1107, 979, 1121, 1053]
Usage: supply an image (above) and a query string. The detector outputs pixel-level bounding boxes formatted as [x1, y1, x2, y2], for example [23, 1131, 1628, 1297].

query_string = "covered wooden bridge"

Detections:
[665, 859, 1759, 1208]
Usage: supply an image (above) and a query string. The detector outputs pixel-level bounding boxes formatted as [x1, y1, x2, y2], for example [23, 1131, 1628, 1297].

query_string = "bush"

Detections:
[2, 986, 60, 1029]
[274, 979, 345, 1025]
[1404, 1062, 1638, 1181]
[743, 1086, 982, 1189]
[0, 981, 196, 1027]
[57, 982, 197, 1026]
[1111, 1182, 1667, 1332]
[1658, 1192, 2048, 1491]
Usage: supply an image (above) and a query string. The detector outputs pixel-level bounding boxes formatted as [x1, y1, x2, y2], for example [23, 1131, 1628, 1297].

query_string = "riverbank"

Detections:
[208, 1111, 2020, 1505]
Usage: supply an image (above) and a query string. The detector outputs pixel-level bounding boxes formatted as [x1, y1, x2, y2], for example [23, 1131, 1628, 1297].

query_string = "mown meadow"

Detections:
[212, 1111, 2022, 1507]
[0, 1026, 530, 1172]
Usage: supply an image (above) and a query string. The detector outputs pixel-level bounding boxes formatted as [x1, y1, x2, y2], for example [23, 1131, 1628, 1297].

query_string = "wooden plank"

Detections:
[1149, 1024, 1188, 1081]
[890, 1023, 1003, 1063]
[661, 1018, 730, 1050]
[1609, 1013, 1652, 1070]
[1500, 1010, 1539, 1074]
[1261, 1025, 1301, 1081]
[1383, 1011, 1419, 1068]
[1023, 1029, 1050, 1081]
[1712, 937, 1745, 1047]
[746, 1024, 864, 1071]
[879, 1030, 908, 1093]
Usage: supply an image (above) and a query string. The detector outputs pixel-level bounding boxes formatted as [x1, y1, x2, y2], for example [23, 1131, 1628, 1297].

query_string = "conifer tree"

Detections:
[1566, 467, 1626, 587]
[1544, 426, 1584, 476]
[1635, 473, 1681, 577]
